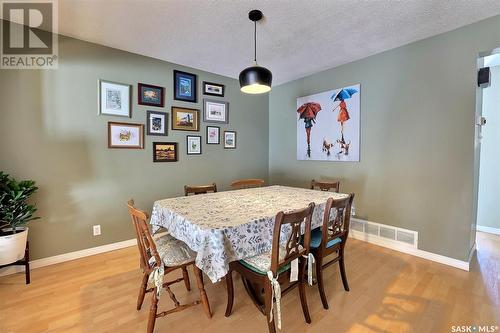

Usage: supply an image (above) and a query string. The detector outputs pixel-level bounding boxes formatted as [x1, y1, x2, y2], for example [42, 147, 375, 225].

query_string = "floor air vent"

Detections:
[349, 218, 418, 249]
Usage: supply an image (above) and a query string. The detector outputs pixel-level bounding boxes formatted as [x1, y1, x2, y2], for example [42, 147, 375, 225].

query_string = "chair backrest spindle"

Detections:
[270, 203, 315, 275]
[321, 194, 354, 251]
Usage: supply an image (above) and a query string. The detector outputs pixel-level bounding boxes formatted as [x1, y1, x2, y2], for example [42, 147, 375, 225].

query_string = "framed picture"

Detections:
[206, 126, 220, 144]
[138, 83, 165, 107]
[224, 131, 236, 149]
[186, 135, 202, 155]
[203, 99, 229, 124]
[171, 107, 199, 131]
[153, 142, 178, 162]
[99, 80, 131, 117]
[202, 81, 225, 97]
[146, 111, 168, 136]
[174, 70, 197, 103]
[108, 122, 144, 149]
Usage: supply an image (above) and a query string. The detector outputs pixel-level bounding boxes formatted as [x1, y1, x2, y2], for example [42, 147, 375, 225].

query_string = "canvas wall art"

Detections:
[296, 84, 360, 161]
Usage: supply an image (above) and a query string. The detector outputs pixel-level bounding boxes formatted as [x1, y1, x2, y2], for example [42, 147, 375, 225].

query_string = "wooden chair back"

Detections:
[184, 183, 217, 196]
[310, 179, 340, 193]
[230, 178, 265, 189]
[270, 203, 315, 275]
[320, 194, 355, 251]
[127, 199, 161, 272]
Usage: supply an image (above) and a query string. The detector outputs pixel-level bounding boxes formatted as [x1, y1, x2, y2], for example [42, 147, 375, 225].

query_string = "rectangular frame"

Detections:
[202, 81, 225, 97]
[138, 83, 165, 107]
[99, 80, 132, 117]
[171, 106, 200, 132]
[203, 98, 229, 124]
[174, 70, 197, 103]
[224, 130, 237, 149]
[186, 135, 202, 155]
[107, 121, 144, 149]
[153, 142, 178, 162]
[206, 126, 220, 145]
[146, 110, 168, 136]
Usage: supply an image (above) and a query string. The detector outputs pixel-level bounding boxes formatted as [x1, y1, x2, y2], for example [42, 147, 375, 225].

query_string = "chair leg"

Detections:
[147, 289, 158, 333]
[339, 249, 350, 292]
[137, 272, 149, 310]
[225, 270, 234, 317]
[298, 259, 311, 324]
[181, 266, 191, 291]
[315, 255, 329, 309]
[263, 280, 276, 333]
[194, 266, 212, 318]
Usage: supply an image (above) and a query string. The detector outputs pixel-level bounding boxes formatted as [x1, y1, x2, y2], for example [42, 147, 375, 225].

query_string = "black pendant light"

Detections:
[239, 10, 272, 94]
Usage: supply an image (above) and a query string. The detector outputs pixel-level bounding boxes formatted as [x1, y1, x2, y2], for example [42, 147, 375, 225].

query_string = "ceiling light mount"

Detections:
[239, 9, 272, 94]
[248, 9, 263, 22]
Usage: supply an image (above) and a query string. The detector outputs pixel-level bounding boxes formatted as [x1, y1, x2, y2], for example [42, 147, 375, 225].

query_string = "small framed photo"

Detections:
[174, 70, 197, 103]
[186, 135, 202, 155]
[146, 111, 168, 136]
[171, 107, 199, 131]
[108, 122, 144, 149]
[224, 131, 236, 149]
[99, 80, 131, 117]
[138, 83, 165, 107]
[206, 126, 220, 144]
[203, 81, 225, 97]
[153, 142, 178, 162]
[203, 99, 229, 124]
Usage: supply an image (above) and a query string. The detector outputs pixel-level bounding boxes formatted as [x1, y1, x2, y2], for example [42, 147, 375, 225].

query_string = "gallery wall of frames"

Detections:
[99, 71, 236, 162]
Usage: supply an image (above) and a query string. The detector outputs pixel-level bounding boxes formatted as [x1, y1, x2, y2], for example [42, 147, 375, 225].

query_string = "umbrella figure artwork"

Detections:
[331, 88, 358, 157]
[296, 84, 360, 161]
[297, 102, 322, 158]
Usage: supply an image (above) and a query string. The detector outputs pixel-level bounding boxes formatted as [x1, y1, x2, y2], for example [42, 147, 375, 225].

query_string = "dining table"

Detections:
[150, 185, 348, 283]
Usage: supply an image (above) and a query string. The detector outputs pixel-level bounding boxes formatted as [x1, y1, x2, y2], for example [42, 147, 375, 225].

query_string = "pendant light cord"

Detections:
[254, 20, 257, 64]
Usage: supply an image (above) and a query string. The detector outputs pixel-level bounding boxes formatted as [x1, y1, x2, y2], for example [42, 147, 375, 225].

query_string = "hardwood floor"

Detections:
[0, 232, 498, 333]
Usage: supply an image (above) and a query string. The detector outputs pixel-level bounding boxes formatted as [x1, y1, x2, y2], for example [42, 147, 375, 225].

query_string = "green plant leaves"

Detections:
[0, 172, 39, 233]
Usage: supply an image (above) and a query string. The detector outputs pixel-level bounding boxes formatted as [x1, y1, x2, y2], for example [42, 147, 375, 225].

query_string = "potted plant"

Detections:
[0, 172, 39, 265]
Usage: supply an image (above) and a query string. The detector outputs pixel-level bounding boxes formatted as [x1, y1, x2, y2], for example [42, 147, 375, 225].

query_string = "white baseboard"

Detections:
[0, 238, 136, 277]
[349, 228, 470, 271]
[477, 225, 500, 235]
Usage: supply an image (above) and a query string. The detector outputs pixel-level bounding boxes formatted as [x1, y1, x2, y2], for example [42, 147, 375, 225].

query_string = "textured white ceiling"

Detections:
[57, 0, 500, 85]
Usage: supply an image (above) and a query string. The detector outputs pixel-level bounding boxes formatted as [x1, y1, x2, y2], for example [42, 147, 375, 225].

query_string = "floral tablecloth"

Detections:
[150, 185, 348, 282]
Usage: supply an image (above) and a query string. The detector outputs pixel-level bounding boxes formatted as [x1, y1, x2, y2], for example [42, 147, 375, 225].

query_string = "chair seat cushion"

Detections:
[154, 234, 196, 267]
[310, 227, 342, 249]
[240, 245, 299, 275]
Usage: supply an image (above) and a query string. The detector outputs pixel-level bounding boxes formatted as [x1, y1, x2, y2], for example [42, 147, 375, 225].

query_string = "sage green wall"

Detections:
[477, 65, 500, 230]
[0, 35, 269, 260]
[269, 15, 500, 261]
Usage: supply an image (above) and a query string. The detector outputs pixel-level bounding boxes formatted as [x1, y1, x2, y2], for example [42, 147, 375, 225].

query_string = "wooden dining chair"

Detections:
[310, 179, 340, 193]
[184, 183, 217, 196]
[225, 203, 315, 333]
[127, 199, 211, 333]
[310, 194, 354, 310]
[230, 178, 265, 189]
